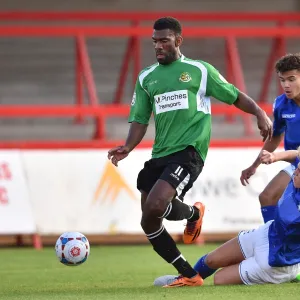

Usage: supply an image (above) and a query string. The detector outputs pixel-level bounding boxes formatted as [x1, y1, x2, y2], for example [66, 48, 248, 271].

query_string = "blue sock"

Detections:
[193, 254, 217, 279]
[261, 205, 276, 223]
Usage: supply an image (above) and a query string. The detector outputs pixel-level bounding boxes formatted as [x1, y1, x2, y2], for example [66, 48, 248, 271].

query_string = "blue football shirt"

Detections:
[268, 157, 300, 267]
[273, 94, 300, 150]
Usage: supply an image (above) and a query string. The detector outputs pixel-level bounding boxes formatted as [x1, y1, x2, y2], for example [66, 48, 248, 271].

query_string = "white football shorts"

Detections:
[238, 221, 300, 285]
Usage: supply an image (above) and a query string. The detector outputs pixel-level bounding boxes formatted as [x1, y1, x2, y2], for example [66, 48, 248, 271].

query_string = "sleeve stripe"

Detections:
[181, 58, 211, 114]
[138, 64, 159, 96]
[273, 98, 278, 113]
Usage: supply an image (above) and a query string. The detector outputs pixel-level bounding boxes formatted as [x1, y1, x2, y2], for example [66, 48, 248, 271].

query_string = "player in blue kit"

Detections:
[240, 53, 300, 223]
[155, 147, 300, 286]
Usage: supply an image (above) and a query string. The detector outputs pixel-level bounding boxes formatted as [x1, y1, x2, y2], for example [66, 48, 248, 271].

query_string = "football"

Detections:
[55, 232, 90, 266]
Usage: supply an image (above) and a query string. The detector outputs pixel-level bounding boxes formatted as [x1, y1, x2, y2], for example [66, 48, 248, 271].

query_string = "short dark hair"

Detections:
[153, 17, 182, 35]
[275, 53, 300, 73]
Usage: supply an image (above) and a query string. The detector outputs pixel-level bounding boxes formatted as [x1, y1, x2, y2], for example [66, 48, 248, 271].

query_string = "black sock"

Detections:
[188, 206, 200, 222]
[146, 226, 197, 278]
[163, 198, 199, 222]
[172, 256, 198, 278]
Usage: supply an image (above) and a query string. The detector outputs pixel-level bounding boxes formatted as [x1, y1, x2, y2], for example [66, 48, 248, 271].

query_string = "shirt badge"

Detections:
[179, 72, 192, 83]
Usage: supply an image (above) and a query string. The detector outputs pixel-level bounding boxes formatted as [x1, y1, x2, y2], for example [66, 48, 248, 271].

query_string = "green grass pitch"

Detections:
[0, 244, 299, 300]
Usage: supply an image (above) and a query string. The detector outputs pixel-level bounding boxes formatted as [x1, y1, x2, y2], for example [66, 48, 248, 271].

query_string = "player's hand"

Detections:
[256, 112, 273, 142]
[107, 145, 130, 167]
[240, 165, 257, 186]
[259, 150, 275, 165]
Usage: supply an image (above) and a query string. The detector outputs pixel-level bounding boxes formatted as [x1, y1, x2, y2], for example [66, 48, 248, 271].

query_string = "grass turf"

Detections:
[0, 244, 298, 300]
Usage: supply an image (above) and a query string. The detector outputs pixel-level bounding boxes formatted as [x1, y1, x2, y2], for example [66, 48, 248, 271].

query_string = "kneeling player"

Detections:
[155, 147, 300, 287]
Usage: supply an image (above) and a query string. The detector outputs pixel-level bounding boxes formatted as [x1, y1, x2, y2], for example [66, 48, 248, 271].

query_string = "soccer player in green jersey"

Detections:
[108, 17, 272, 287]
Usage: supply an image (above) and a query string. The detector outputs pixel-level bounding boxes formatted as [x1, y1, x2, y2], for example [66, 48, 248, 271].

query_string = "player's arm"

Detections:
[260, 149, 298, 164]
[124, 122, 148, 152]
[240, 134, 284, 185]
[235, 92, 273, 142]
[240, 100, 285, 185]
[204, 63, 272, 142]
[234, 91, 264, 117]
[250, 134, 284, 168]
[234, 92, 271, 140]
[108, 78, 152, 166]
[251, 99, 286, 167]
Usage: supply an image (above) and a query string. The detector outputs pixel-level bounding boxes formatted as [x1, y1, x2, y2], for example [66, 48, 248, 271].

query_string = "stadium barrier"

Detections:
[0, 11, 297, 140]
[0, 147, 287, 248]
[0, 103, 273, 150]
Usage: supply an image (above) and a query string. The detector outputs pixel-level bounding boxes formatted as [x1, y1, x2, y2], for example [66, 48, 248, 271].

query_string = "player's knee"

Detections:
[205, 253, 217, 269]
[259, 189, 275, 206]
[140, 197, 167, 228]
[145, 195, 168, 216]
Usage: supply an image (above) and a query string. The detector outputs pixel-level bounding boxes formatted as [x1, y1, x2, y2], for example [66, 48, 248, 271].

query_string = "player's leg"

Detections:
[214, 256, 266, 285]
[137, 159, 163, 212]
[171, 225, 257, 287]
[140, 190, 148, 212]
[212, 246, 300, 285]
[163, 147, 204, 225]
[163, 197, 200, 222]
[259, 167, 292, 223]
[155, 237, 246, 287]
[142, 146, 204, 235]
[193, 237, 245, 280]
[157, 261, 252, 286]
[214, 264, 243, 285]
[137, 159, 197, 277]
[138, 160, 202, 284]
[137, 157, 194, 218]
[141, 179, 175, 233]
[160, 222, 291, 287]
[141, 179, 202, 286]
[161, 146, 205, 244]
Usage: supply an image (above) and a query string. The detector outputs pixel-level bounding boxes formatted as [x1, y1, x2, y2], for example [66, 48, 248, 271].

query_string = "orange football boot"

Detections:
[183, 202, 205, 244]
[163, 274, 204, 288]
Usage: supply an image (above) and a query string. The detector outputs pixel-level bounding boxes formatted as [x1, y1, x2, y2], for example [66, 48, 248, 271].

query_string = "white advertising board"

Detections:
[21, 148, 289, 234]
[0, 151, 36, 234]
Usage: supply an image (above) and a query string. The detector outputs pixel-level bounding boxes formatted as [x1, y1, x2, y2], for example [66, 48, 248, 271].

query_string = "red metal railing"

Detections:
[0, 11, 299, 21]
[0, 12, 298, 147]
[75, 35, 99, 122]
[0, 139, 273, 150]
[0, 103, 273, 148]
[0, 103, 273, 117]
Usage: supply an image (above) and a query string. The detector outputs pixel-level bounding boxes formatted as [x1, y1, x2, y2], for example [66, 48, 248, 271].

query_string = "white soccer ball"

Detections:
[55, 232, 90, 266]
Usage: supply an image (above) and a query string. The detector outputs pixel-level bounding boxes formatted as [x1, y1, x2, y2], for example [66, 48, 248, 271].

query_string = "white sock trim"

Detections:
[147, 226, 165, 240]
[171, 254, 186, 264]
[187, 206, 194, 220]
[159, 203, 172, 219]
